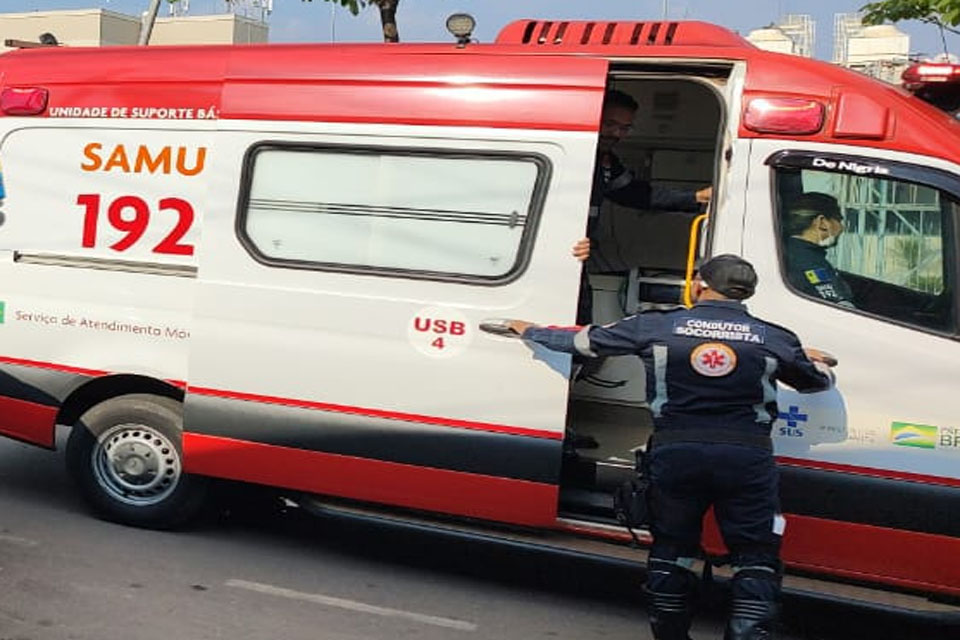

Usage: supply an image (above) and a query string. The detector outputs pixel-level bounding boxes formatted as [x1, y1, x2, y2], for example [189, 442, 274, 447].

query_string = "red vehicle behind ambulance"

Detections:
[0, 18, 957, 616]
[903, 60, 960, 118]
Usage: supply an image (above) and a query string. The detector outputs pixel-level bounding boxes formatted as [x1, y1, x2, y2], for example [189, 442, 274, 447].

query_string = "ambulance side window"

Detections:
[775, 167, 957, 334]
[237, 144, 548, 283]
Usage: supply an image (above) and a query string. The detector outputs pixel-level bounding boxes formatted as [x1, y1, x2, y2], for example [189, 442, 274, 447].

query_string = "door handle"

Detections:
[479, 318, 522, 338]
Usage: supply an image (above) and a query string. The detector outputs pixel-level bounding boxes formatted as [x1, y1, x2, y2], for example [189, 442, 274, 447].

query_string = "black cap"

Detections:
[785, 192, 843, 236]
[789, 192, 842, 220]
[698, 254, 758, 300]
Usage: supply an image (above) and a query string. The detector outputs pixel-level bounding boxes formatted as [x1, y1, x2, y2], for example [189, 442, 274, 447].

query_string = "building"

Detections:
[152, 13, 269, 46]
[748, 13, 910, 83]
[747, 14, 814, 58]
[776, 14, 815, 58]
[0, 8, 268, 52]
[746, 26, 796, 55]
[833, 13, 910, 84]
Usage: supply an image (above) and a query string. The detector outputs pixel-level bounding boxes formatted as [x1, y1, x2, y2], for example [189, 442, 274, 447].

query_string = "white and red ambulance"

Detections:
[0, 19, 957, 610]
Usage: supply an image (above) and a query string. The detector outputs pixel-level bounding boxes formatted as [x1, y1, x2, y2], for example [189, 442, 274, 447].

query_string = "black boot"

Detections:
[645, 587, 694, 640]
[724, 564, 781, 640]
[724, 599, 778, 640]
[644, 558, 698, 640]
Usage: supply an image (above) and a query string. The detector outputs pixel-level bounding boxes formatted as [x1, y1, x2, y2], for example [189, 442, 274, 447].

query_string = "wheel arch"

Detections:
[57, 374, 185, 436]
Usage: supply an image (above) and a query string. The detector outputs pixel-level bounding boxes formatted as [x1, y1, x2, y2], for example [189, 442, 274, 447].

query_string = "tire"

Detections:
[66, 394, 208, 529]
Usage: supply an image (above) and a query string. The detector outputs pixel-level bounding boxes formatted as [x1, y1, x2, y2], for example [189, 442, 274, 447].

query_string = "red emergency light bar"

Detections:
[0, 86, 48, 115]
[743, 97, 825, 136]
[902, 62, 960, 88]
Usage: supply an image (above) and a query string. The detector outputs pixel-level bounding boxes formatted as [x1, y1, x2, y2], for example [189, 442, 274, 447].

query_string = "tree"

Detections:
[302, 0, 400, 43]
[139, 0, 164, 45]
[862, 0, 960, 35]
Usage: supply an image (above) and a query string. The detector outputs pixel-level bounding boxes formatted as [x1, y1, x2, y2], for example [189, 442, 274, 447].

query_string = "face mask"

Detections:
[818, 232, 840, 248]
[817, 218, 842, 248]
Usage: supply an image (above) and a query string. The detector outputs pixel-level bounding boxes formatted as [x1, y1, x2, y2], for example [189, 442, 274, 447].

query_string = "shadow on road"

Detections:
[0, 434, 954, 640]
[205, 484, 957, 640]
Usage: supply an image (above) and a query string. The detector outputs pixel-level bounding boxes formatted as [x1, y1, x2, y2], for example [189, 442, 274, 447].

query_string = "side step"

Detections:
[295, 494, 960, 633]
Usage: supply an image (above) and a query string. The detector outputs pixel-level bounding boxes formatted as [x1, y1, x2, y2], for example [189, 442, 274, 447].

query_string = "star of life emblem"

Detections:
[690, 342, 737, 377]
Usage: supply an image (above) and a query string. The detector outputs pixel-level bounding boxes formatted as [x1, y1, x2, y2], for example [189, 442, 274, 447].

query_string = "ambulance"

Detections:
[0, 18, 957, 612]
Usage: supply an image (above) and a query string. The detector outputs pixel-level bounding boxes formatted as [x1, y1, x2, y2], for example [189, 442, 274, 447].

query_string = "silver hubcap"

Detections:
[92, 423, 181, 506]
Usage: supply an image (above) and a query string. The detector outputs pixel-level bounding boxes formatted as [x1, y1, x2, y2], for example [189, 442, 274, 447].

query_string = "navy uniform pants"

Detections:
[644, 442, 783, 639]
[649, 443, 782, 592]
[648, 442, 782, 565]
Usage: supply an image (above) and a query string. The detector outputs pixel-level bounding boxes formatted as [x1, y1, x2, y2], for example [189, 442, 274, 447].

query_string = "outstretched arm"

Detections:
[775, 337, 835, 393]
[507, 317, 648, 358]
[599, 152, 709, 213]
[608, 178, 708, 212]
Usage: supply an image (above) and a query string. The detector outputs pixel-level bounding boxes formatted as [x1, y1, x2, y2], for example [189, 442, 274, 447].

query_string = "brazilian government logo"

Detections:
[890, 422, 938, 449]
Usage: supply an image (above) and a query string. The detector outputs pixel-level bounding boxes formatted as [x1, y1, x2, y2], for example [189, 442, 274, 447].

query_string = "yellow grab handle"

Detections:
[683, 213, 709, 308]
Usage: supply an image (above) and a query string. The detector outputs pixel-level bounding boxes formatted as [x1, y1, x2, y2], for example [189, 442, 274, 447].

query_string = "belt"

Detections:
[651, 428, 773, 451]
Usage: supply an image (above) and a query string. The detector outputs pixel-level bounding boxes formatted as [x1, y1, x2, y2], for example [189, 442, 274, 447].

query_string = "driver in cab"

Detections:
[782, 192, 856, 308]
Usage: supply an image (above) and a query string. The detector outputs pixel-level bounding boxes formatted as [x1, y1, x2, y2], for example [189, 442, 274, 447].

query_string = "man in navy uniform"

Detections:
[783, 192, 855, 308]
[588, 90, 711, 253]
[506, 255, 835, 640]
[573, 89, 712, 321]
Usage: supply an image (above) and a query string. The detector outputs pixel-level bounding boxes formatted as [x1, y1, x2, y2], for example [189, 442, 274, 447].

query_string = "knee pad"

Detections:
[646, 558, 700, 598]
[730, 565, 781, 603]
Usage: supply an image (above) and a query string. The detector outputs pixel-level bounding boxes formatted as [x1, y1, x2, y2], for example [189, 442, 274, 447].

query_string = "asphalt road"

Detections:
[0, 430, 937, 640]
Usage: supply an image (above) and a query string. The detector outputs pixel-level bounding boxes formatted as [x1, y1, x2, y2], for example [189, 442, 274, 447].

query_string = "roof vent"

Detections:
[521, 21, 536, 44]
[496, 20, 749, 48]
[665, 22, 679, 44]
[537, 21, 553, 44]
[581, 22, 595, 45]
[647, 23, 662, 44]
[554, 22, 569, 44]
[602, 23, 616, 45]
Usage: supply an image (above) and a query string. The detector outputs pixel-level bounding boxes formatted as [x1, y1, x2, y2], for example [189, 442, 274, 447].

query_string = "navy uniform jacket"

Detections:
[523, 300, 831, 436]
[587, 153, 699, 272]
[784, 237, 855, 308]
[590, 152, 700, 212]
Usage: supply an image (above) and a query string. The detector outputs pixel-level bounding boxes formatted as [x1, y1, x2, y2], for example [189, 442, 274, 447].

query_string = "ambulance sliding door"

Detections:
[183, 63, 607, 527]
[742, 141, 960, 590]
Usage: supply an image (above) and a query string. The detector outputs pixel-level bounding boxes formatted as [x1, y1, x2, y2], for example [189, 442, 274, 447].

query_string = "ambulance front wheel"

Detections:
[66, 394, 209, 529]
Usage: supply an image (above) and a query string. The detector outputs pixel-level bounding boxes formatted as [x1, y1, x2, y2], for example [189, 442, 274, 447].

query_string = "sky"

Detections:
[5, 0, 960, 60]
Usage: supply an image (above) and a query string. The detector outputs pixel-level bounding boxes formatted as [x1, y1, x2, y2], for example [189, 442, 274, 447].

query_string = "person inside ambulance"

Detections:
[783, 192, 856, 309]
[504, 255, 836, 640]
[593, 89, 712, 219]
[574, 89, 712, 321]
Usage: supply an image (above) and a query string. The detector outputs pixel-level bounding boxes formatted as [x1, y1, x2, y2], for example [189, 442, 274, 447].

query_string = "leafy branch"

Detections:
[862, 1, 960, 35]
